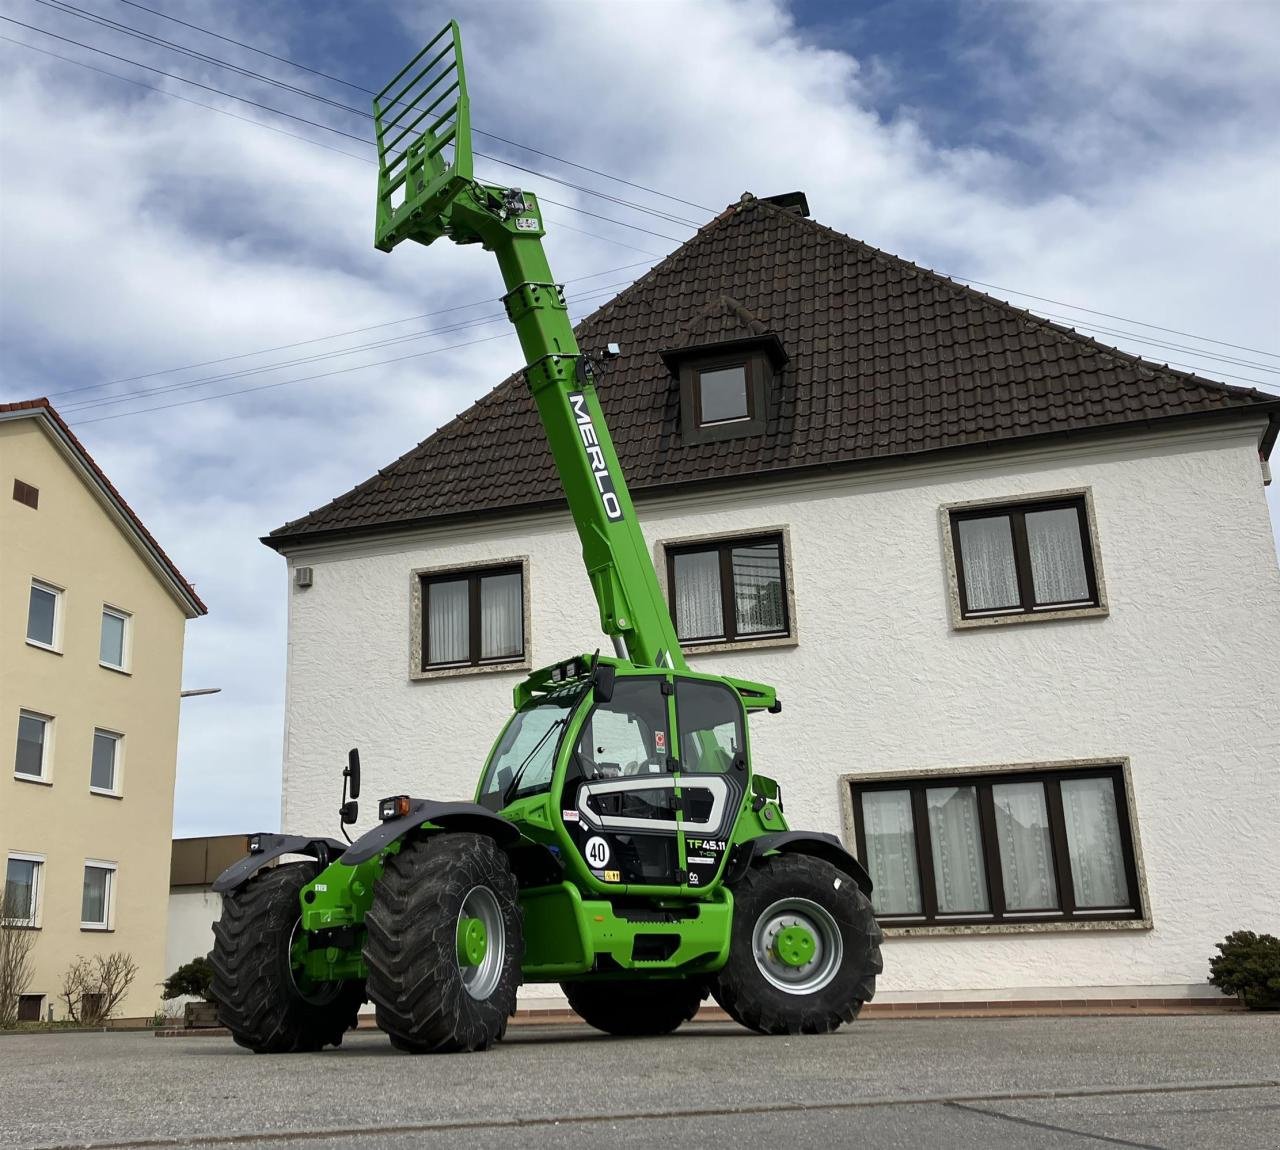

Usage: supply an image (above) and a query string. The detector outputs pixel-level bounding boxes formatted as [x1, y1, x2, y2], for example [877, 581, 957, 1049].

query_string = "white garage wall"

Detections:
[276, 420, 1280, 1000]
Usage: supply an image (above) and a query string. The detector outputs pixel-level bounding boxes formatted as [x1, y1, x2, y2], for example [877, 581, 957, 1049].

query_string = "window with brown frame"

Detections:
[678, 352, 770, 443]
[950, 495, 1100, 619]
[850, 766, 1142, 927]
[420, 565, 524, 670]
[666, 533, 789, 645]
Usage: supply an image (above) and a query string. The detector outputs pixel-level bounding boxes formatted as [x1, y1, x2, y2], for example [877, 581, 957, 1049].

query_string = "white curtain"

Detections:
[1061, 777, 1129, 907]
[1026, 508, 1089, 604]
[992, 781, 1058, 910]
[861, 790, 922, 915]
[427, 579, 468, 664]
[926, 786, 990, 913]
[732, 543, 784, 635]
[673, 551, 723, 639]
[957, 516, 1019, 610]
[480, 572, 522, 659]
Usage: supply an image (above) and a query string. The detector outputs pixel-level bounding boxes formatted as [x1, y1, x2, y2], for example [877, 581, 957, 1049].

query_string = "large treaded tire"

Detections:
[210, 861, 364, 1054]
[363, 833, 523, 1053]
[561, 979, 706, 1036]
[712, 853, 882, 1036]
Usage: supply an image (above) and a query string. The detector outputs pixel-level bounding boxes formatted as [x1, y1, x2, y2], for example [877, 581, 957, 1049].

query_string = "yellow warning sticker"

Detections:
[603, 870, 621, 883]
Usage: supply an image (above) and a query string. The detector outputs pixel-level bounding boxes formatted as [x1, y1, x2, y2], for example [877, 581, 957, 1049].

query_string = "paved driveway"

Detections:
[3, 1014, 1277, 1148]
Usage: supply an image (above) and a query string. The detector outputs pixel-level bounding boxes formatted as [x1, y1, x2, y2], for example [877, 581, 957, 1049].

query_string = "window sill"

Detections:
[880, 915, 1152, 938]
[80, 925, 113, 933]
[952, 604, 1109, 630]
[409, 657, 531, 682]
[89, 787, 123, 800]
[25, 639, 62, 656]
[98, 662, 132, 676]
[679, 634, 797, 657]
[9, 922, 41, 931]
[13, 772, 53, 786]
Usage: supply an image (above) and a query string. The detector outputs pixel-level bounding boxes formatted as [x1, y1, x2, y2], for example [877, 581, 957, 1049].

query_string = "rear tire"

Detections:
[210, 861, 364, 1053]
[364, 833, 523, 1053]
[712, 853, 882, 1035]
[561, 978, 706, 1036]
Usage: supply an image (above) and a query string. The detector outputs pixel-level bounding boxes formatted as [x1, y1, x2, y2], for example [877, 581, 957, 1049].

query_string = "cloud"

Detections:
[1, 0, 1276, 833]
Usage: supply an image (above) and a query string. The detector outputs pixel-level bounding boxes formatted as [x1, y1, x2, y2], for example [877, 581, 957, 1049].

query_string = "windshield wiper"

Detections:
[502, 717, 567, 807]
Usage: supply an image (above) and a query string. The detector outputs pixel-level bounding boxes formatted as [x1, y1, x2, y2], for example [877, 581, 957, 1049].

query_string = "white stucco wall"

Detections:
[277, 420, 1280, 1001]
[166, 887, 221, 977]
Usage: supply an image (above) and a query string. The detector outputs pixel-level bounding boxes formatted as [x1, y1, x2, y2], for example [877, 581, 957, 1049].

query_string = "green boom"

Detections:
[372, 22, 696, 675]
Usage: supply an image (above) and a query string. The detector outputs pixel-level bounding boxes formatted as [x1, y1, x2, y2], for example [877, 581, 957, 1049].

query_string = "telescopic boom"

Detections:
[373, 23, 687, 671]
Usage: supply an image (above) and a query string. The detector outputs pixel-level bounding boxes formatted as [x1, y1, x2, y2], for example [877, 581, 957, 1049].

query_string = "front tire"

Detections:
[210, 861, 364, 1053]
[562, 979, 706, 1036]
[712, 853, 882, 1035]
[364, 833, 523, 1053]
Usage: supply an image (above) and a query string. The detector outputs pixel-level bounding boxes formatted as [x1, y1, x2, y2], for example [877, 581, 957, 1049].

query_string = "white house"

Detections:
[265, 192, 1280, 1006]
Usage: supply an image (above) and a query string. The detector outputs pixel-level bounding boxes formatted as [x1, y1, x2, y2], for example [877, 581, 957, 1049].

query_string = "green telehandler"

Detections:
[210, 21, 882, 1054]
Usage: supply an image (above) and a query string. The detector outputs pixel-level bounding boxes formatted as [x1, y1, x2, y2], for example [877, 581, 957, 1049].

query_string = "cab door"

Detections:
[671, 677, 749, 890]
[561, 675, 682, 888]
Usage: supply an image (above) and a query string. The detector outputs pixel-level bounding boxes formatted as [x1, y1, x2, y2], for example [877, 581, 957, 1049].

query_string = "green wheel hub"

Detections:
[773, 924, 816, 968]
[457, 916, 488, 967]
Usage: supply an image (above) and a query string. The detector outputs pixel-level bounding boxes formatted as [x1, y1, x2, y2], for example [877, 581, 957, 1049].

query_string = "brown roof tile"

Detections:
[267, 195, 1279, 547]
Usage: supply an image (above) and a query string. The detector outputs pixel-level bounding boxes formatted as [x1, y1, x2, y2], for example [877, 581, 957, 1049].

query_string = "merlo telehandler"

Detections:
[210, 21, 882, 1053]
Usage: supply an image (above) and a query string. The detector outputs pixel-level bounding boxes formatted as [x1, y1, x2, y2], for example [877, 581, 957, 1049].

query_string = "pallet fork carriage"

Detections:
[211, 21, 883, 1054]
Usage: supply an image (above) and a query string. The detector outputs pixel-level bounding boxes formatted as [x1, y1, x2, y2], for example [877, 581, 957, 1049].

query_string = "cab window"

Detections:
[574, 677, 669, 778]
[675, 679, 744, 773]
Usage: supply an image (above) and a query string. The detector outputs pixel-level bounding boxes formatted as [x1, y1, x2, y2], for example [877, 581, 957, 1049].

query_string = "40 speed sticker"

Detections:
[584, 836, 610, 868]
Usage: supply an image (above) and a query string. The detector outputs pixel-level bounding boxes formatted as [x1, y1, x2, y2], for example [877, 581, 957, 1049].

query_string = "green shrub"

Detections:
[1208, 930, 1280, 1010]
[162, 956, 216, 1003]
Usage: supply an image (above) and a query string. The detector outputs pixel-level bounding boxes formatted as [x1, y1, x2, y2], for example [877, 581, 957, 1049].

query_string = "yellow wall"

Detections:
[1, 418, 193, 1021]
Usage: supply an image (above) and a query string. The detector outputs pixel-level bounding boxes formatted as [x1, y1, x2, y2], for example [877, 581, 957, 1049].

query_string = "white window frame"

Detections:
[4, 852, 45, 928]
[80, 859, 117, 931]
[25, 578, 63, 653]
[14, 709, 54, 784]
[99, 605, 131, 672]
[90, 728, 124, 797]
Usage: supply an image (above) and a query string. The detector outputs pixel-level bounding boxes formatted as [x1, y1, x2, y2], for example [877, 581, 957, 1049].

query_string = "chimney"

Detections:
[760, 191, 810, 217]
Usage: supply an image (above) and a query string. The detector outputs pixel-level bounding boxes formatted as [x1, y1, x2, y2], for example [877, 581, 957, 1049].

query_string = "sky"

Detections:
[1, 0, 1277, 837]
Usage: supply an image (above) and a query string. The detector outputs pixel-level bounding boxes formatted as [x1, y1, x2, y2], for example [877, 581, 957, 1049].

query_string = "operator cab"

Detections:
[477, 657, 749, 891]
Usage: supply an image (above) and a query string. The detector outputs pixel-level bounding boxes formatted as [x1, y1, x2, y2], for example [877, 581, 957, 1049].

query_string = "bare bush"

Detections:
[59, 952, 139, 1024]
[0, 884, 38, 1028]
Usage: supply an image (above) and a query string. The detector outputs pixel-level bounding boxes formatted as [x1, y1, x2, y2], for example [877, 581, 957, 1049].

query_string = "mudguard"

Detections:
[211, 833, 347, 894]
[726, 830, 873, 896]
[340, 798, 521, 864]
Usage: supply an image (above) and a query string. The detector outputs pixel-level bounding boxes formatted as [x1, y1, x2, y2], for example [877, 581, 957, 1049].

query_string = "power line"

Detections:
[947, 273, 1280, 361]
[73, 330, 520, 425]
[0, 17, 688, 243]
[46, 261, 656, 399]
[29, 1, 704, 229]
[0, 32, 372, 163]
[111, 0, 716, 214]
[7, 13, 1272, 387]
[1034, 313, 1280, 376]
[56, 279, 639, 414]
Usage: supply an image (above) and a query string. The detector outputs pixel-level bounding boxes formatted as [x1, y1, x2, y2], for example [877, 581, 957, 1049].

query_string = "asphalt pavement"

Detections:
[2, 1014, 1277, 1149]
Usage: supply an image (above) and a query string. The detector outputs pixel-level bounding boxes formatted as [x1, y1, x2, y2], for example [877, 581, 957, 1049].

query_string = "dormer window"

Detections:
[695, 363, 750, 425]
[660, 296, 787, 446]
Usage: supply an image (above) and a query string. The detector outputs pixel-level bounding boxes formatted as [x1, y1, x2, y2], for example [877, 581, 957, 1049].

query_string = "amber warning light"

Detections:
[379, 795, 412, 821]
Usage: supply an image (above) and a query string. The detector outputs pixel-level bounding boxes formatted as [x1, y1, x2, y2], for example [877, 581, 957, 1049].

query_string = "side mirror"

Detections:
[593, 663, 616, 704]
[345, 748, 361, 800]
[339, 800, 359, 825]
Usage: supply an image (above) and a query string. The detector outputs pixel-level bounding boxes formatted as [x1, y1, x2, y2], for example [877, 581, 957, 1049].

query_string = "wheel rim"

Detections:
[751, 897, 844, 995]
[287, 917, 342, 1006]
[458, 886, 505, 1001]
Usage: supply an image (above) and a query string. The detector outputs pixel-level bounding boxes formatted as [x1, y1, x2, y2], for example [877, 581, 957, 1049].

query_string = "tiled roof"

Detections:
[1, 398, 208, 616]
[267, 195, 1279, 547]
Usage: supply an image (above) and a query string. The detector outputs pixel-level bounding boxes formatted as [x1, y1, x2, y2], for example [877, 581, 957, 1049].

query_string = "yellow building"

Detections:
[1, 399, 206, 1022]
